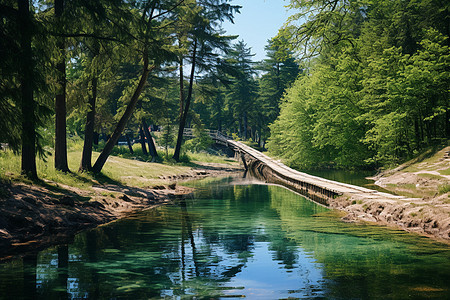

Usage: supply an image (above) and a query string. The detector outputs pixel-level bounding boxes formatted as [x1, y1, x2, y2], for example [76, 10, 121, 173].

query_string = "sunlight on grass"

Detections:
[0, 141, 235, 189]
[439, 168, 450, 176]
[101, 154, 190, 185]
[403, 147, 450, 173]
[186, 151, 235, 164]
[438, 184, 450, 194]
[416, 173, 444, 180]
[0, 151, 20, 177]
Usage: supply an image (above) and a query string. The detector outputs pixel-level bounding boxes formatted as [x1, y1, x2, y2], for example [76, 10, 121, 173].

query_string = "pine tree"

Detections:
[172, 0, 239, 161]
[225, 40, 258, 140]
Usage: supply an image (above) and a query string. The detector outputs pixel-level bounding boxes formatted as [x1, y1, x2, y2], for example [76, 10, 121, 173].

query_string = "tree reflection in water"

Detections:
[23, 254, 37, 300]
[0, 180, 449, 299]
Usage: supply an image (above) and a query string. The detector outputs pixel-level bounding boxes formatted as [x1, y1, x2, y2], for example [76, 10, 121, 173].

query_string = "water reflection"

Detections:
[0, 178, 449, 299]
[57, 245, 69, 300]
[305, 169, 392, 193]
[23, 254, 37, 300]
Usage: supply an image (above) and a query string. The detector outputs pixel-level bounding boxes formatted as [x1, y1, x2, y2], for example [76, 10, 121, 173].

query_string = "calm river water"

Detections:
[0, 177, 449, 299]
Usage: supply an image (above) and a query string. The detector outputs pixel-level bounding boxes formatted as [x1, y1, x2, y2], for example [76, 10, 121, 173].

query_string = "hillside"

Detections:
[331, 146, 450, 242]
[371, 146, 450, 199]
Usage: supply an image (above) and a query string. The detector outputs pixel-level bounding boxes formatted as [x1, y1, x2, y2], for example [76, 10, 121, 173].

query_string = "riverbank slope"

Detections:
[330, 146, 450, 243]
[0, 151, 242, 260]
[237, 140, 450, 244]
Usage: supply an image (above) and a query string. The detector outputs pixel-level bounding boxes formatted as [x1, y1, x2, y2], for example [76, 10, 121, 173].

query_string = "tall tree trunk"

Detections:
[23, 254, 37, 300]
[179, 55, 185, 120]
[125, 134, 134, 154]
[139, 126, 148, 156]
[54, 0, 69, 172]
[93, 132, 99, 145]
[142, 119, 158, 160]
[173, 39, 198, 162]
[19, 0, 37, 179]
[79, 75, 98, 171]
[57, 245, 69, 299]
[92, 53, 150, 173]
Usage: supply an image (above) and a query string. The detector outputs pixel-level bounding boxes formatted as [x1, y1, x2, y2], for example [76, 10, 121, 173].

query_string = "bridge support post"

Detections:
[240, 152, 248, 171]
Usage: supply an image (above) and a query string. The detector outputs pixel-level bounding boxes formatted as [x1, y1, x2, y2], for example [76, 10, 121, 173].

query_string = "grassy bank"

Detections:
[0, 141, 236, 192]
[371, 146, 450, 199]
[0, 141, 241, 257]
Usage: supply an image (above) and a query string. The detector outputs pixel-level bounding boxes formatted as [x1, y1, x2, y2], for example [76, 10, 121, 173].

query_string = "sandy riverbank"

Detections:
[329, 146, 450, 244]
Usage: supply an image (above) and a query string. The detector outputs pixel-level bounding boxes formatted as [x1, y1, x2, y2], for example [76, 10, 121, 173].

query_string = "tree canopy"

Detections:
[1, 0, 447, 178]
[269, 0, 449, 169]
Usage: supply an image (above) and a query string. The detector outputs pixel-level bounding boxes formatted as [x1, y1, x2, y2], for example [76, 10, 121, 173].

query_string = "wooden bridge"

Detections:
[184, 128, 417, 206]
[183, 128, 234, 147]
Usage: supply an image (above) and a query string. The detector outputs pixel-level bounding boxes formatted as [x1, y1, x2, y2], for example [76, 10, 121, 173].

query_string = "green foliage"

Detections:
[0, 1, 54, 158]
[281, 0, 366, 58]
[269, 0, 450, 169]
[160, 121, 176, 157]
[224, 41, 258, 140]
[438, 184, 450, 195]
[359, 29, 449, 165]
[184, 115, 213, 152]
[4, 0, 446, 175]
[256, 37, 301, 144]
[0, 1, 22, 152]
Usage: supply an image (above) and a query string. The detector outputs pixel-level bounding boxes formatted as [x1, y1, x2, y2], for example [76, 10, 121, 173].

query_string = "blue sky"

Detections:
[221, 0, 291, 62]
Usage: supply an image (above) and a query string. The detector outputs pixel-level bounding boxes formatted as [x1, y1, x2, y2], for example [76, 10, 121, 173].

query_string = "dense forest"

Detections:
[0, 0, 448, 180]
[0, 0, 300, 179]
[268, 0, 449, 169]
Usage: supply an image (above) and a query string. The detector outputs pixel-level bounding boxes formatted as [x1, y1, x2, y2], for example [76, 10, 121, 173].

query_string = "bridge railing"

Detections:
[183, 128, 233, 143]
[183, 128, 195, 137]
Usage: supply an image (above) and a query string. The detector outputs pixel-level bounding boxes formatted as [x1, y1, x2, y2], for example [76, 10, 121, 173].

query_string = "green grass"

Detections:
[107, 144, 164, 163]
[0, 149, 185, 188]
[439, 168, 450, 176]
[403, 166, 419, 173]
[402, 146, 448, 173]
[186, 151, 235, 164]
[384, 183, 440, 198]
[0, 150, 111, 189]
[438, 184, 450, 195]
[387, 183, 417, 189]
[107, 143, 233, 165]
[416, 173, 445, 180]
[0, 141, 236, 190]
